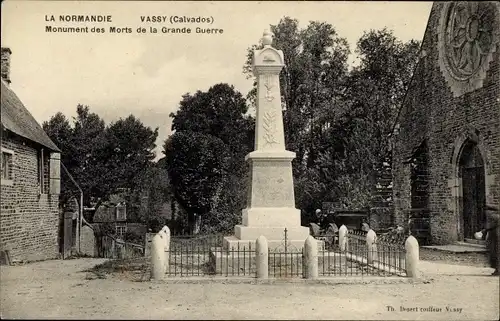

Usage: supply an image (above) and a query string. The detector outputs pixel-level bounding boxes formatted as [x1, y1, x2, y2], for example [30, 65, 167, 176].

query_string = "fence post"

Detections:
[160, 226, 171, 273]
[304, 236, 318, 279]
[339, 225, 348, 251]
[256, 236, 268, 279]
[405, 235, 419, 278]
[366, 229, 378, 264]
[151, 232, 166, 280]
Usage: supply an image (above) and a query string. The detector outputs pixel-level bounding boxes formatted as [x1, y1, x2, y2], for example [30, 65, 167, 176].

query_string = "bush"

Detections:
[123, 230, 144, 244]
[94, 222, 116, 237]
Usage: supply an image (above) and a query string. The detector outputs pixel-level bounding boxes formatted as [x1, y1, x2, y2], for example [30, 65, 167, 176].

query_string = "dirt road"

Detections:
[1, 258, 498, 320]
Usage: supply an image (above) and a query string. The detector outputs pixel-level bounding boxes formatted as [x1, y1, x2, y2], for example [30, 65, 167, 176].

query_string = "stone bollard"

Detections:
[366, 229, 378, 264]
[256, 236, 268, 279]
[339, 225, 348, 251]
[150, 232, 165, 280]
[303, 235, 318, 279]
[160, 226, 171, 273]
[405, 235, 420, 278]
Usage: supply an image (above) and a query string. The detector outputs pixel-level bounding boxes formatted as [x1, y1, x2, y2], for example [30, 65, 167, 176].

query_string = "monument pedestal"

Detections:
[224, 207, 310, 251]
[223, 150, 310, 251]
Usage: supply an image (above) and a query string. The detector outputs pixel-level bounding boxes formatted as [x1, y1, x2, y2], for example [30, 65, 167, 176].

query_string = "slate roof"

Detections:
[1, 80, 60, 152]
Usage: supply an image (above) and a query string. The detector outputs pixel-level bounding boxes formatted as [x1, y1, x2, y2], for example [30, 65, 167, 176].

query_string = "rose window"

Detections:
[444, 2, 497, 80]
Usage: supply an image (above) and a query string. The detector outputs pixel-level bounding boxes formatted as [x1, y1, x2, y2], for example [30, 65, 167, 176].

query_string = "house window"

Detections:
[1, 147, 14, 185]
[116, 204, 127, 221]
[37, 149, 50, 194]
[116, 224, 127, 237]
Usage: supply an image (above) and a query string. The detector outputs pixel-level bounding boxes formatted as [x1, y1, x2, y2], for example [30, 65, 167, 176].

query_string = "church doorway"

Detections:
[459, 140, 486, 241]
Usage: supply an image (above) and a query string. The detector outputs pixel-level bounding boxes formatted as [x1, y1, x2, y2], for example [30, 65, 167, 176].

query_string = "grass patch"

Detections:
[84, 257, 150, 281]
[90, 257, 149, 273]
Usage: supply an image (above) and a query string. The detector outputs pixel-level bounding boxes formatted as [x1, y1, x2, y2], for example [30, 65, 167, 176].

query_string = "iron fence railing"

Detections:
[161, 228, 407, 278]
[341, 229, 406, 276]
[369, 241, 406, 275]
[319, 237, 370, 276]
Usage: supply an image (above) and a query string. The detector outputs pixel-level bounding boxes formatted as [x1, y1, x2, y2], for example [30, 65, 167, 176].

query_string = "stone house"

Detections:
[92, 192, 150, 241]
[1, 47, 62, 262]
[92, 194, 130, 239]
[392, 2, 499, 245]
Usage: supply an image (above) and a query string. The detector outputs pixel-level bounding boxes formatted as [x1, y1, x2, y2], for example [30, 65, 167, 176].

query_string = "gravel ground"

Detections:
[419, 248, 490, 267]
[1, 256, 498, 320]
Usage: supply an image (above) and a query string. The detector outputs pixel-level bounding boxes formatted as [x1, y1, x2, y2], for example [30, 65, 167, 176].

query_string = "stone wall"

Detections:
[393, 2, 500, 245]
[79, 225, 96, 257]
[1, 133, 60, 262]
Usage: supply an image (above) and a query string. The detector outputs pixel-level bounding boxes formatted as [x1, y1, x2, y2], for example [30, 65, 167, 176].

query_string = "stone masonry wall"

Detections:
[393, 2, 500, 245]
[1, 132, 60, 262]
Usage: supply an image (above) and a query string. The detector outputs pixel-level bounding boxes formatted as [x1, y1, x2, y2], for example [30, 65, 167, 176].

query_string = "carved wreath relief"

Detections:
[438, 2, 500, 96]
[263, 109, 278, 146]
[261, 74, 278, 146]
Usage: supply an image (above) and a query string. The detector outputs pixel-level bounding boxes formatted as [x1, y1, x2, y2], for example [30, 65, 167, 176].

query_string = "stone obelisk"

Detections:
[223, 30, 310, 250]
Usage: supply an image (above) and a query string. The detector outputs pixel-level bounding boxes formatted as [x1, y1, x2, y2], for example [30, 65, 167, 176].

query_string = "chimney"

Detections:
[1, 47, 12, 85]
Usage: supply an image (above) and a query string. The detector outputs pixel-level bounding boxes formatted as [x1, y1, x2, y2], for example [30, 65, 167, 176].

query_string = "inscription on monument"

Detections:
[252, 162, 294, 207]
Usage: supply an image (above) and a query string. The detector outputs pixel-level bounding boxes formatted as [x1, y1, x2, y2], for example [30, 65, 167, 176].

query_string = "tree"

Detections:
[311, 28, 421, 208]
[101, 115, 158, 191]
[131, 160, 172, 230]
[163, 131, 231, 233]
[43, 105, 108, 207]
[43, 105, 160, 221]
[166, 83, 254, 232]
[170, 83, 254, 167]
[338, 28, 420, 205]
[42, 112, 74, 163]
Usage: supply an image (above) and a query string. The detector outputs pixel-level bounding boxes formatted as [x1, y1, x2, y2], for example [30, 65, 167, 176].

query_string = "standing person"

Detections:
[315, 209, 325, 228]
[360, 217, 370, 232]
[478, 205, 499, 276]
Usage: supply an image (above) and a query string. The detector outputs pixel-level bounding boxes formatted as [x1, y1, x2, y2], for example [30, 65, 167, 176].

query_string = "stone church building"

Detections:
[392, 2, 499, 245]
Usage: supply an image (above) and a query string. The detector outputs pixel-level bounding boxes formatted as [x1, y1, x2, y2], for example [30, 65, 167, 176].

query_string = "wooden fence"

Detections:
[96, 234, 145, 259]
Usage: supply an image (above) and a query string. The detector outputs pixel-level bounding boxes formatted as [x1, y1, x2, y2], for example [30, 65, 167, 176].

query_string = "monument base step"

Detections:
[223, 236, 324, 252]
[234, 225, 310, 242]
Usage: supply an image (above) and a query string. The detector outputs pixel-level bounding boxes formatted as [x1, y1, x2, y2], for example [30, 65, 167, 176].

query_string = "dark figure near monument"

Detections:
[476, 205, 499, 276]
[314, 209, 329, 230]
[325, 222, 339, 249]
[360, 218, 370, 232]
[309, 223, 321, 237]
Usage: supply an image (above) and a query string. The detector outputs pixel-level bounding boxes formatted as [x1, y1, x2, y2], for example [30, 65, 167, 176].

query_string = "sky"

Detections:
[1, 1, 433, 160]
